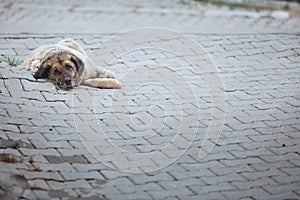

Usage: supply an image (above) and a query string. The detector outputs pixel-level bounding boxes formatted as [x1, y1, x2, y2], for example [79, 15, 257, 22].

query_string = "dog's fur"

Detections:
[22, 38, 121, 89]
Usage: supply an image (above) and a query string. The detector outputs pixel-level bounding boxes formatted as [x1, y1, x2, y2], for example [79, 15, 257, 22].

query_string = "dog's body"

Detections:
[22, 38, 121, 89]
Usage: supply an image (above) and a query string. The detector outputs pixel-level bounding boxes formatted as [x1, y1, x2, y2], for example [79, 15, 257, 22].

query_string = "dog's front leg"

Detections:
[82, 78, 121, 89]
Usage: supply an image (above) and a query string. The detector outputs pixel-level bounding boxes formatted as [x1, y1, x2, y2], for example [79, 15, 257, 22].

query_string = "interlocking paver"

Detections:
[19, 148, 60, 157]
[60, 171, 105, 181]
[21, 171, 64, 181]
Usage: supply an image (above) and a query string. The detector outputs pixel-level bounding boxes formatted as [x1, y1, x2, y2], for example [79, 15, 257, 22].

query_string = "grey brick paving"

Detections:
[0, 0, 300, 200]
[0, 33, 298, 199]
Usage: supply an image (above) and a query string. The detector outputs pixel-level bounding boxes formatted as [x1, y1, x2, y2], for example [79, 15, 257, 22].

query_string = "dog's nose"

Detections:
[64, 77, 72, 86]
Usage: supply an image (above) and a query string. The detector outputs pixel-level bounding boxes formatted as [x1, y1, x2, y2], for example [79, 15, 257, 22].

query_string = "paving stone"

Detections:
[28, 179, 51, 190]
[231, 177, 278, 190]
[220, 157, 266, 168]
[22, 189, 37, 200]
[158, 178, 205, 191]
[32, 190, 51, 199]
[222, 187, 270, 199]
[147, 187, 194, 199]
[21, 171, 64, 181]
[19, 125, 57, 134]
[0, 124, 19, 133]
[44, 155, 89, 164]
[267, 191, 299, 200]
[209, 165, 255, 176]
[94, 184, 122, 196]
[53, 126, 77, 135]
[129, 172, 175, 185]
[229, 148, 275, 159]
[47, 180, 92, 190]
[30, 118, 70, 128]
[19, 148, 60, 157]
[279, 167, 300, 176]
[201, 173, 246, 185]
[105, 191, 152, 200]
[263, 182, 299, 195]
[30, 154, 49, 163]
[260, 153, 299, 163]
[250, 162, 294, 172]
[38, 163, 76, 172]
[20, 77, 48, 88]
[169, 168, 214, 180]
[57, 149, 90, 157]
[271, 174, 300, 185]
[60, 171, 105, 181]
[43, 133, 79, 142]
[48, 189, 78, 199]
[241, 168, 284, 181]
[72, 163, 109, 172]
[30, 139, 72, 149]
[189, 182, 236, 195]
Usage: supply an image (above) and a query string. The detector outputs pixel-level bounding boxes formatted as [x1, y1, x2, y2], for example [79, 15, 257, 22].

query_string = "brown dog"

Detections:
[22, 38, 121, 89]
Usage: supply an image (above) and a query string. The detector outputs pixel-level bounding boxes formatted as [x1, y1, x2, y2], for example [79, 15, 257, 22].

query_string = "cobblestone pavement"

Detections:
[0, 33, 299, 199]
[0, 0, 300, 200]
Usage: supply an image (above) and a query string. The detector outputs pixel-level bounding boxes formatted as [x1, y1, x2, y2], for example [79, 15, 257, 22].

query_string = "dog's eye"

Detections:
[65, 64, 72, 70]
[54, 68, 61, 75]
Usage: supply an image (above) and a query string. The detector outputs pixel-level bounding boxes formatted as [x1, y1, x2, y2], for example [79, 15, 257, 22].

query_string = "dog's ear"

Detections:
[71, 56, 84, 76]
[33, 63, 51, 80]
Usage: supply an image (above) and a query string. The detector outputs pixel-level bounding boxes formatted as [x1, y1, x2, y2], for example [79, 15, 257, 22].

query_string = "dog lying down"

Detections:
[22, 38, 121, 89]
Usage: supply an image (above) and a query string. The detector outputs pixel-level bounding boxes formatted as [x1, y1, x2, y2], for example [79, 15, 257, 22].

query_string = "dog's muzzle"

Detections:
[64, 77, 73, 89]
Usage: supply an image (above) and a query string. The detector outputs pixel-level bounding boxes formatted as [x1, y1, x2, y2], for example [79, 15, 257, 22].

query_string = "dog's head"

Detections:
[33, 52, 84, 89]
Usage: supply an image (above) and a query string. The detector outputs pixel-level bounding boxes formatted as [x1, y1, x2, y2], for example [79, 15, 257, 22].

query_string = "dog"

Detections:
[22, 38, 121, 89]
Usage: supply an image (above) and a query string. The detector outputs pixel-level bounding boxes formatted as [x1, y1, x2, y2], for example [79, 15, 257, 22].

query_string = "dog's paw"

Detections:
[101, 79, 121, 89]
